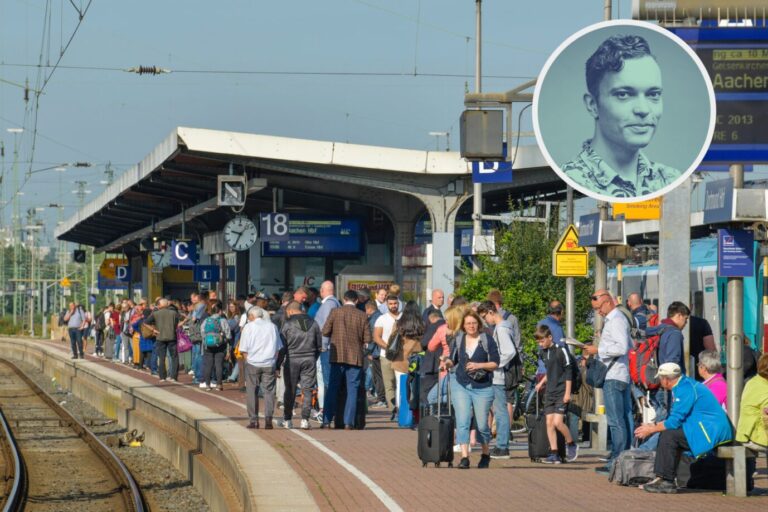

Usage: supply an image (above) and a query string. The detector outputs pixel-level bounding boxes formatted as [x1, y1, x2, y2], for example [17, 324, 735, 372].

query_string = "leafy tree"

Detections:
[456, 217, 595, 357]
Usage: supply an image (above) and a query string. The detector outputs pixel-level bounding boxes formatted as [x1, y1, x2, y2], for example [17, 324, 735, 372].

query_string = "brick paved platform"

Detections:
[44, 338, 768, 511]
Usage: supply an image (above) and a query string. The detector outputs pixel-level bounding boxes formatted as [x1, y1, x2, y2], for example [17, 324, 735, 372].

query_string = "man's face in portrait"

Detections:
[585, 56, 663, 153]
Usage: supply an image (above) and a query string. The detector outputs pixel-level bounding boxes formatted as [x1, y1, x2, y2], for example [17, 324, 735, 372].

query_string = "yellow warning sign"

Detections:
[552, 224, 588, 277]
[60, 277, 72, 288]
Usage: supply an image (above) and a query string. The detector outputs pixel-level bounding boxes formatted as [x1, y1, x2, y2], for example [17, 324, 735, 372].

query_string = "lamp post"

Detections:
[7, 127, 23, 325]
[428, 131, 449, 151]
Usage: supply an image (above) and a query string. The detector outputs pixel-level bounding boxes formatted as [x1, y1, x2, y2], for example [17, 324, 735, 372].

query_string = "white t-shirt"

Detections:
[374, 312, 401, 358]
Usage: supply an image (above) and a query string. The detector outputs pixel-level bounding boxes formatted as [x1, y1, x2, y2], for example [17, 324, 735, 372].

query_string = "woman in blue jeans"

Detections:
[443, 310, 500, 469]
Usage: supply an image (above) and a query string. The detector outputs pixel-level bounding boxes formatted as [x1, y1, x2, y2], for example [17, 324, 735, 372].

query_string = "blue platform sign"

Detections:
[717, 228, 754, 277]
[170, 241, 197, 267]
[703, 178, 734, 224]
[470, 143, 513, 184]
[194, 265, 220, 282]
[669, 27, 768, 163]
[578, 213, 600, 246]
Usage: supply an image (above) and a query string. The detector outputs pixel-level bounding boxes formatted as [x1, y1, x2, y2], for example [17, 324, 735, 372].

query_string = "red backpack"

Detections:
[628, 314, 668, 390]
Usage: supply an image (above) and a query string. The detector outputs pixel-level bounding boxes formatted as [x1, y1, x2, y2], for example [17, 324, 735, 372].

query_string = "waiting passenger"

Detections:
[697, 350, 726, 409]
[634, 363, 733, 494]
[736, 353, 768, 450]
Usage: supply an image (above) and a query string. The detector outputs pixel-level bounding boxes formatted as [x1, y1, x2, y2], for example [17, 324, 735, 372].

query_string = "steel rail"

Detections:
[0, 359, 146, 512]
[0, 406, 26, 512]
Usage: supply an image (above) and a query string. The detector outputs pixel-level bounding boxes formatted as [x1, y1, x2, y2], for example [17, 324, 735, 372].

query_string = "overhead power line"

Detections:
[0, 62, 534, 80]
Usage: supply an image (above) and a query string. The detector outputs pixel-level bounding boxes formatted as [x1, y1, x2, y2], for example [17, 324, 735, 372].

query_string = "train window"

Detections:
[692, 291, 703, 317]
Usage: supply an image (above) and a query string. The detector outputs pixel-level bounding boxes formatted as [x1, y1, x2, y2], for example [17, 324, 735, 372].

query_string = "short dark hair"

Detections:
[451, 295, 468, 306]
[476, 300, 497, 316]
[586, 34, 654, 100]
[534, 324, 552, 340]
[286, 301, 303, 313]
[343, 290, 359, 303]
[667, 301, 690, 318]
[364, 300, 377, 312]
[386, 294, 399, 303]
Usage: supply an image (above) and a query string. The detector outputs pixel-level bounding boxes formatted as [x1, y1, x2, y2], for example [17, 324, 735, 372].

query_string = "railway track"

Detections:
[0, 358, 145, 511]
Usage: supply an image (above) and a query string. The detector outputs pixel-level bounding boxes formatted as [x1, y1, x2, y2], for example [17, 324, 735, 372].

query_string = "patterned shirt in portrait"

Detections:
[561, 140, 681, 198]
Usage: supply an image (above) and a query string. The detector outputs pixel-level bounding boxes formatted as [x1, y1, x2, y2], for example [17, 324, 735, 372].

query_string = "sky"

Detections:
[1, 0, 654, 246]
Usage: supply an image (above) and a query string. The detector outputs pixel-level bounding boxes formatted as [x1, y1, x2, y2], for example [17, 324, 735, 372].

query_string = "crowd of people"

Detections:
[64, 283, 767, 492]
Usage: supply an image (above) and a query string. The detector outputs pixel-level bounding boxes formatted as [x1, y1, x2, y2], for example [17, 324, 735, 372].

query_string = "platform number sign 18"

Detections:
[259, 213, 290, 241]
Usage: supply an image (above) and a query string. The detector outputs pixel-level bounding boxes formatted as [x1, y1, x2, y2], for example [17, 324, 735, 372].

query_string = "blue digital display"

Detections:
[669, 27, 768, 162]
[262, 217, 362, 256]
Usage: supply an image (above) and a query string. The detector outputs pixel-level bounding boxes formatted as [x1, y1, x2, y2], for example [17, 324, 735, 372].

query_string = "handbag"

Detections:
[586, 356, 618, 389]
[139, 322, 155, 339]
[176, 327, 193, 353]
[385, 331, 402, 361]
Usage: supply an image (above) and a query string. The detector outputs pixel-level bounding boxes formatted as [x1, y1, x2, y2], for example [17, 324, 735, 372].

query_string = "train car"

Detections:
[608, 237, 763, 352]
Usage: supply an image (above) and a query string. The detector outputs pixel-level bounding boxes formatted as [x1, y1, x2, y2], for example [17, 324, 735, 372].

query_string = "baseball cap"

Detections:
[655, 362, 682, 379]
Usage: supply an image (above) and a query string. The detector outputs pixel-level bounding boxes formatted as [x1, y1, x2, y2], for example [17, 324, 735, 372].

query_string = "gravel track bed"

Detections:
[10, 359, 210, 512]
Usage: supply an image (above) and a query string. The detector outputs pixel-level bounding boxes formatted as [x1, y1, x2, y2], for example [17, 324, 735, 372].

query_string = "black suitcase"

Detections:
[527, 394, 565, 462]
[417, 376, 454, 467]
[333, 376, 367, 430]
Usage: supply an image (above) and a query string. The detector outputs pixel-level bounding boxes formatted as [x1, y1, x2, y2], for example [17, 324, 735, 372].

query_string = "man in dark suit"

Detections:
[321, 289, 372, 429]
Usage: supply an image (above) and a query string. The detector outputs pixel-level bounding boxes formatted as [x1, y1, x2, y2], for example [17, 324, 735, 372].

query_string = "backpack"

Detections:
[202, 316, 226, 348]
[628, 323, 669, 391]
[563, 345, 582, 395]
[95, 311, 107, 331]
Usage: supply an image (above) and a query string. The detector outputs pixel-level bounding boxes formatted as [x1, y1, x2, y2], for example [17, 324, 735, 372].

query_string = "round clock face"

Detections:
[224, 216, 258, 251]
[151, 251, 171, 269]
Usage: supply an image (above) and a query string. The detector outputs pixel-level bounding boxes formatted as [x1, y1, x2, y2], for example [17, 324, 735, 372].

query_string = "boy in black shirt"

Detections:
[534, 325, 579, 463]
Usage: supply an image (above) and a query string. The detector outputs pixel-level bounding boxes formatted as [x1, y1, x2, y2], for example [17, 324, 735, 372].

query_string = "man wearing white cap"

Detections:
[634, 362, 733, 494]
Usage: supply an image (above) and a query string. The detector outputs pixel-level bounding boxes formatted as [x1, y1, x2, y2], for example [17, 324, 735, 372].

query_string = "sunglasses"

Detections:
[590, 293, 608, 301]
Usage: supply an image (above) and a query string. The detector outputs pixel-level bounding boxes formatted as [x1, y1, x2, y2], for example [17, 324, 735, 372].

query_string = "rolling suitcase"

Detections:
[417, 375, 454, 467]
[527, 394, 565, 462]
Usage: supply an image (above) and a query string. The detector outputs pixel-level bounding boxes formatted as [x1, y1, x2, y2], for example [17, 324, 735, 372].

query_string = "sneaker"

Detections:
[370, 401, 387, 409]
[216, 386, 224, 392]
[264, 418, 274, 430]
[542, 453, 562, 464]
[312, 410, 324, 422]
[300, 419, 311, 430]
[489, 447, 510, 459]
[159, 378, 168, 382]
[246, 422, 259, 429]
[598, 456, 611, 463]
[168, 378, 178, 382]
[594, 465, 610, 474]
[566, 443, 579, 462]
[477, 454, 491, 469]
[282, 419, 293, 429]
[199, 383, 209, 390]
[457, 457, 470, 469]
[187, 370, 195, 375]
[642, 478, 677, 494]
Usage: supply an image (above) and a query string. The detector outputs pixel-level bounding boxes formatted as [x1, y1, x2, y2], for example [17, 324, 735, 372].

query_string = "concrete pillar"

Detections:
[659, 179, 691, 373]
[248, 244, 261, 292]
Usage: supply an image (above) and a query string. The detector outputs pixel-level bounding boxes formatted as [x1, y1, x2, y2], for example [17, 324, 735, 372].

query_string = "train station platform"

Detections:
[1, 336, 765, 511]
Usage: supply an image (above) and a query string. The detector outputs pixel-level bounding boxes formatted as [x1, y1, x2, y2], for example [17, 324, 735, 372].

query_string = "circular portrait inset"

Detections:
[533, 20, 715, 203]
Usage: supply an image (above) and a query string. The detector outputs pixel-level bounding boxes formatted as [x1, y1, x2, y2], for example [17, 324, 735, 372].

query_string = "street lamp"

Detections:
[428, 131, 449, 151]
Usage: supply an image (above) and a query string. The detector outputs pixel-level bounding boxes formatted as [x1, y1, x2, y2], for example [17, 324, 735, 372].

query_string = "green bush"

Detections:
[455, 220, 595, 359]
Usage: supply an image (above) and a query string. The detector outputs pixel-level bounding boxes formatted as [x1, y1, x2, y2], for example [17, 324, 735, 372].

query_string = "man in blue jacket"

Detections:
[634, 362, 733, 494]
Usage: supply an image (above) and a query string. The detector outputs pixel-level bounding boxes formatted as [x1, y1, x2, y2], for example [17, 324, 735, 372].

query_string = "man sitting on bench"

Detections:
[633, 362, 733, 494]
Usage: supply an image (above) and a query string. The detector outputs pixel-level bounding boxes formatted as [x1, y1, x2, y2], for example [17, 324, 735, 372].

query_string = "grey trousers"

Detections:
[245, 364, 276, 422]
[282, 357, 317, 421]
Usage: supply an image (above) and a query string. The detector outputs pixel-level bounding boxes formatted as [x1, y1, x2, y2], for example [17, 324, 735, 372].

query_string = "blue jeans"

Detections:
[323, 363, 362, 427]
[427, 377, 449, 405]
[113, 334, 122, 361]
[603, 379, 633, 461]
[192, 343, 203, 381]
[68, 328, 83, 357]
[317, 351, 331, 409]
[450, 377, 494, 446]
[492, 385, 511, 450]
[365, 365, 373, 393]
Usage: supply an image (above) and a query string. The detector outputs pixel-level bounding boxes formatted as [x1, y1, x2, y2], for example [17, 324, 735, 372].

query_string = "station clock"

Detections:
[224, 216, 258, 252]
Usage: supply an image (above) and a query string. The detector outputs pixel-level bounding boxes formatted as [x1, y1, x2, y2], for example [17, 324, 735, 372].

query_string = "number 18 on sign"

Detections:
[552, 225, 588, 277]
[260, 213, 290, 241]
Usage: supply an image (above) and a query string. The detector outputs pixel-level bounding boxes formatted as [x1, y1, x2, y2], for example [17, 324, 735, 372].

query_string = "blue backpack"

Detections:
[203, 316, 225, 348]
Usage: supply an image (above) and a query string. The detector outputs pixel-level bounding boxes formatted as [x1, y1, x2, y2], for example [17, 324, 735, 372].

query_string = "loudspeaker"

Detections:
[73, 249, 86, 263]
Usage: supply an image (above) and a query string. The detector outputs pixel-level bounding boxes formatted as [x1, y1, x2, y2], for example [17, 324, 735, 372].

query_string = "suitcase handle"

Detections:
[437, 371, 453, 417]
